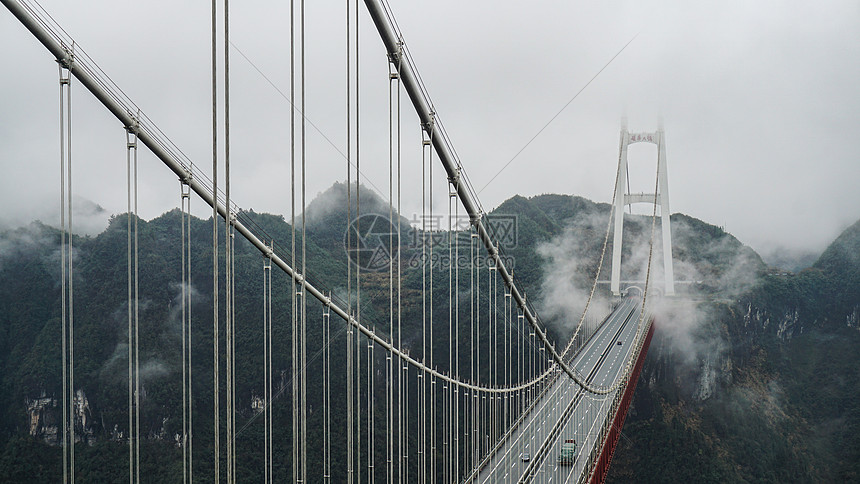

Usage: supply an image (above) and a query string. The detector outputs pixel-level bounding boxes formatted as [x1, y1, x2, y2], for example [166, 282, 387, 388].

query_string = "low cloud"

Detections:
[0, 195, 108, 237]
[536, 210, 612, 340]
[537, 209, 765, 395]
[0, 222, 55, 271]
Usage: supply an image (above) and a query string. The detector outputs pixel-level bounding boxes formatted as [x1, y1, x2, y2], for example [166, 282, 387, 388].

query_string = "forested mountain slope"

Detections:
[1, 187, 856, 482]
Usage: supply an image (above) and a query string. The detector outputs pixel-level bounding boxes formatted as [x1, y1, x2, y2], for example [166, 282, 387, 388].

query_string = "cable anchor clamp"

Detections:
[125, 111, 141, 141]
[57, 43, 75, 73]
[421, 112, 437, 140]
[469, 210, 484, 225]
[448, 168, 461, 189]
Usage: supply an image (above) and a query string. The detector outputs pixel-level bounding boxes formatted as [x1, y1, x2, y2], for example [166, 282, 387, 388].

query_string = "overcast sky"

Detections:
[1, 0, 858, 260]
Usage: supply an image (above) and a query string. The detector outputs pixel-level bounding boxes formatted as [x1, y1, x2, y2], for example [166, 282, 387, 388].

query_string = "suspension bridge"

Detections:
[2, 0, 667, 482]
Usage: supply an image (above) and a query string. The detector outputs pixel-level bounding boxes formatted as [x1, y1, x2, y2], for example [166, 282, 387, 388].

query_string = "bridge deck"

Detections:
[476, 298, 644, 483]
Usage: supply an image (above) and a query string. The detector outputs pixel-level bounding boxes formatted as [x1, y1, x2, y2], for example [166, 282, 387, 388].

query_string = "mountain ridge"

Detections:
[0, 185, 858, 481]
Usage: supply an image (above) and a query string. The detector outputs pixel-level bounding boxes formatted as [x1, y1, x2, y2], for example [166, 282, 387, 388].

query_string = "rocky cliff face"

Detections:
[25, 389, 95, 446]
[26, 392, 58, 444]
[847, 304, 860, 330]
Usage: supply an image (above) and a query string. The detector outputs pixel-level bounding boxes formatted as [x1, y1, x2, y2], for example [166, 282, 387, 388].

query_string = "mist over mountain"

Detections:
[0, 185, 857, 481]
[0, 195, 108, 237]
[759, 245, 820, 273]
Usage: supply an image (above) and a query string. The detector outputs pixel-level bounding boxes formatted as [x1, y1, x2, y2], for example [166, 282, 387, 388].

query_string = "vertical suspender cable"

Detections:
[68, 64, 76, 484]
[387, 59, 394, 484]
[126, 124, 140, 484]
[64, 59, 77, 484]
[489, 257, 493, 454]
[470, 229, 475, 473]
[269, 246, 275, 484]
[500, 272, 505, 443]
[449, 211, 455, 482]
[474, 230, 480, 460]
[366, 18, 374, 468]
[125, 124, 133, 484]
[454, 181, 460, 482]
[323, 292, 331, 482]
[517, 310, 523, 424]
[495, 263, 501, 445]
[427, 123, 435, 482]
[447, 188, 453, 482]
[363, 7, 373, 475]
[402, 352, 408, 481]
[180, 183, 187, 483]
[230, 227, 236, 483]
[345, 1, 353, 481]
[133, 129, 140, 484]
[447, 180, 457, 482]
[491, 262, 497, 444]
[300, 2, 308, 481]
[59, 62, 68, 484]
[222, 0, 234, 480]
[267, 252, 273, 484]
[232, 225, 237, 478]
[209, 0, 220, 478]
[503, 290, 508, 441]
[395, 60, 403, 482]
[487, 263, 493, 447]
[290, 0, 299, 479]
[505, 291, 511, 429]
[354, 2, 362, 479]
[263, 247, 273, 484]
[262, 254, 269, 484]
[181, 178, 193, 483]
[449, 185, 455, 482]
[367, 163, 374, 484]
[187, 182, 194, 484]
[367, 292, 373, 484]
[387, 49, 401, 484]
[419, 129, 427, 483]
[58, 59, 76, 484]
[323, 293, 332, 482]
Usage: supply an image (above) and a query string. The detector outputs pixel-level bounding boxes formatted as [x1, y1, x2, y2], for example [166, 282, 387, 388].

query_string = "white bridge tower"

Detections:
[610, 119, 675, 296]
